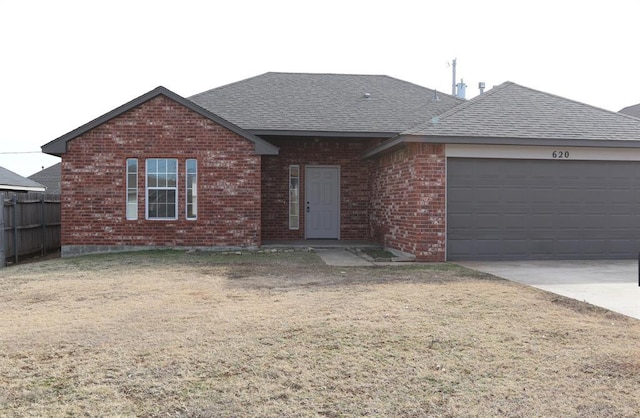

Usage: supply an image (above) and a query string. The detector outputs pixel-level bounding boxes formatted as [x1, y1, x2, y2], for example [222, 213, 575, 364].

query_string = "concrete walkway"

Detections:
[315, 249, 375, 267]
[458, 260, 640, 320]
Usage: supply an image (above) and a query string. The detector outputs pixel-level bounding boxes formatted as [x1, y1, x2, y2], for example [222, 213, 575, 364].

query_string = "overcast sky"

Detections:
[2, 0, 639, 177]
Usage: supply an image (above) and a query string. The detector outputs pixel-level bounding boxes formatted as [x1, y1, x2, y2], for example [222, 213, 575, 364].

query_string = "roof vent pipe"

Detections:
[479, 82, 486, 94]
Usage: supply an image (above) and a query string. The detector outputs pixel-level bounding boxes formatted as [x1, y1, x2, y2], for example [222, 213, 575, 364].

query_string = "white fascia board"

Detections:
[0, 185, 46, 192]
[446, 144, 640, 161]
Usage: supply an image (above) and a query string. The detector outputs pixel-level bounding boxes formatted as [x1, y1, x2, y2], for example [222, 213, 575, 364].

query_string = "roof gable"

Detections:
[402, 81, 640, 142]
[189, 72, 463, 136]
[0, 166, 45, 192]
[28, 163, 61, 194]
[42, 87, 278, 156]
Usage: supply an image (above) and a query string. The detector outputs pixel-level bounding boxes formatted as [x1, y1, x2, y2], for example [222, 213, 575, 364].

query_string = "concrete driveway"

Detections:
[457, 260, 640, 320]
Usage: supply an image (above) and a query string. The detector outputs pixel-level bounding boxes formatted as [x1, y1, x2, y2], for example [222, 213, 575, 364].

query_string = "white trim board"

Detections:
[446, 144, 640, 161]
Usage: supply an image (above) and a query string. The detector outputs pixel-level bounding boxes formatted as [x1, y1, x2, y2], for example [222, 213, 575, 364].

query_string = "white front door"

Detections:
[305, 166, 340, 239]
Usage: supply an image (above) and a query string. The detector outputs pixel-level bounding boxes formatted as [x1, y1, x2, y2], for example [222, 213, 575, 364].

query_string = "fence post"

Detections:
[12, 194, 18, 265]
[0, 193, 5, 268]
[41, 194, 46, 256]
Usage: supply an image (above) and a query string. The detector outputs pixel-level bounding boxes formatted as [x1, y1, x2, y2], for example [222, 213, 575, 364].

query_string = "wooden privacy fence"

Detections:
[0, 192, 61, 267]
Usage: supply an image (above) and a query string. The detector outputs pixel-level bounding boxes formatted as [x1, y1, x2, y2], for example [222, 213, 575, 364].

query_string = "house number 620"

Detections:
[552, 150, 570, 159]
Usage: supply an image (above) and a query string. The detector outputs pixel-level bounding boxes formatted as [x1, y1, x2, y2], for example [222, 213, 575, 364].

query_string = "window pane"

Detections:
[167, 173, 177, 188]
[186, 159, 197, 220]
[289, 165, 300, 230]
[158, 159, 167, 173]
[158, 203, 167, 218]
[127, 203, 137, 219]
[126, 159, 138, 220]
[146, 159, 178, 220]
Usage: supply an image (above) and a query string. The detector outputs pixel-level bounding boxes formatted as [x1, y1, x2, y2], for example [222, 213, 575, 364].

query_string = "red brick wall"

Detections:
[261, 137, 382, 241]
[61, 95, 262, 252]
[369, 143, 446, 261]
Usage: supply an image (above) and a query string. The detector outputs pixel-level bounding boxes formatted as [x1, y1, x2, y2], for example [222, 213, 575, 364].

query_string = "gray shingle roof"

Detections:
[189, 72, 463, 135]
[0, 166, 45, 192]
[619, 103, 640, 119]
[28, 163, 61, 194]
[402, 81, 640, 141]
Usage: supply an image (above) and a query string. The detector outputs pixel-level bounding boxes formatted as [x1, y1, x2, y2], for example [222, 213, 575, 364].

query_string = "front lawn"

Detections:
[1, 250, 638, 416]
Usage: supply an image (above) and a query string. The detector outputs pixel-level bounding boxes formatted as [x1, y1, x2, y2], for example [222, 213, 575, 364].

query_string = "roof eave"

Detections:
[0, 185, 46, 193]
[362, 135, 640, 159]
[251, 129, 398, 139]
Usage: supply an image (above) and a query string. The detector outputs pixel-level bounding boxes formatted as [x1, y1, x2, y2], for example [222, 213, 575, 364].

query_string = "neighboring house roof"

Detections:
[42, 86, 278, 157]
[0, 166, 45, 193]
[619, 103, 640, 118]
[28, 163, 61, 194]
[365, 81, 640, 158]
[189, 72, 463, 137]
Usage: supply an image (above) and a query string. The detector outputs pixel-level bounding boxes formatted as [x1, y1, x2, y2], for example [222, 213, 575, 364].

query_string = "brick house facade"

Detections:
[60, 95, 264, 255]
[42, 82, 454, 261]
[261, 137, 383, 241]
[42, 73, 640, 262]
[369, 143, 446, 261]
[42, 76, 459, 261]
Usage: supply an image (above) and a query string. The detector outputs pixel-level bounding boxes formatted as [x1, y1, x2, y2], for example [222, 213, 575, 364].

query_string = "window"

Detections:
[126, 158, 138, 220]
[186, 159, 197, 220]
[289, 165, 300, 229]
[146, 158, 178, 220]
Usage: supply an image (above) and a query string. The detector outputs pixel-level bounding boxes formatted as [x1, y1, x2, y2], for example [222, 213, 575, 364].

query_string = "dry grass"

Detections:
[1, 250, 639, 417]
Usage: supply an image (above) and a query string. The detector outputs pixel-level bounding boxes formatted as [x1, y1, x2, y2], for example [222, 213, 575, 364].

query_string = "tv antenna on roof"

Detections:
[451, 58, 457, 96]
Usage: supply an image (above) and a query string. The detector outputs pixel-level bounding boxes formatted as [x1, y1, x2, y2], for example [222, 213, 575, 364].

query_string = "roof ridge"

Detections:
[190, 72, 463, 100]
[188, 72, 272, 99]
[503, 81, 640, 120]
[403, 81, 513, 133]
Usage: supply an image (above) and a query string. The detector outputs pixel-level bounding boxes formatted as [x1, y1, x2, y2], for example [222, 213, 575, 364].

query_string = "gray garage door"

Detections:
[447, 158, 640, 260]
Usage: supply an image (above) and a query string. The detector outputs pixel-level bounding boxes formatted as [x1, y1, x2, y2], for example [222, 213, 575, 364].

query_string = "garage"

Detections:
[447, 157, 640, 260]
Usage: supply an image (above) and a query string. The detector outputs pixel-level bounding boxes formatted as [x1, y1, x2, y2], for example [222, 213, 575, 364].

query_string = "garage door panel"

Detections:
[608, 215, 639, 228]
[609, 240, 640, 255]
[447, 158, 640, 260]
[501, 214, 529, 227]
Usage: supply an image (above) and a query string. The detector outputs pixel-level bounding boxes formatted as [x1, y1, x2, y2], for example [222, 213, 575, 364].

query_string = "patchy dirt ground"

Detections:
[1, 250, 639, 417]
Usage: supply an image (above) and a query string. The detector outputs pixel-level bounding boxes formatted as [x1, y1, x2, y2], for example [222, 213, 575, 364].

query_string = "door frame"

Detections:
[304, 165, 341, 239]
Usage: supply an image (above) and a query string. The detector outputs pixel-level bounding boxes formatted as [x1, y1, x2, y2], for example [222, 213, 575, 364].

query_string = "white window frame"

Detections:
[289, 165, 300, 230]
[145, 158, 178, 220]
[186, 159, 197, 220]
[126, 158, 138, 220]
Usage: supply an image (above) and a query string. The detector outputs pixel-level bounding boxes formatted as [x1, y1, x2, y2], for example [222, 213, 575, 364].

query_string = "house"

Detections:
[619, 103, 640, 118]
[28, 163, 61, 194]
[0, 166, 45, 193]
[41, 73, 640, 261]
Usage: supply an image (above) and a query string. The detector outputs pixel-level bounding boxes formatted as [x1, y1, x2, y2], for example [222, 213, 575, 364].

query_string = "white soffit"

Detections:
[446, 144, 640, 162]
